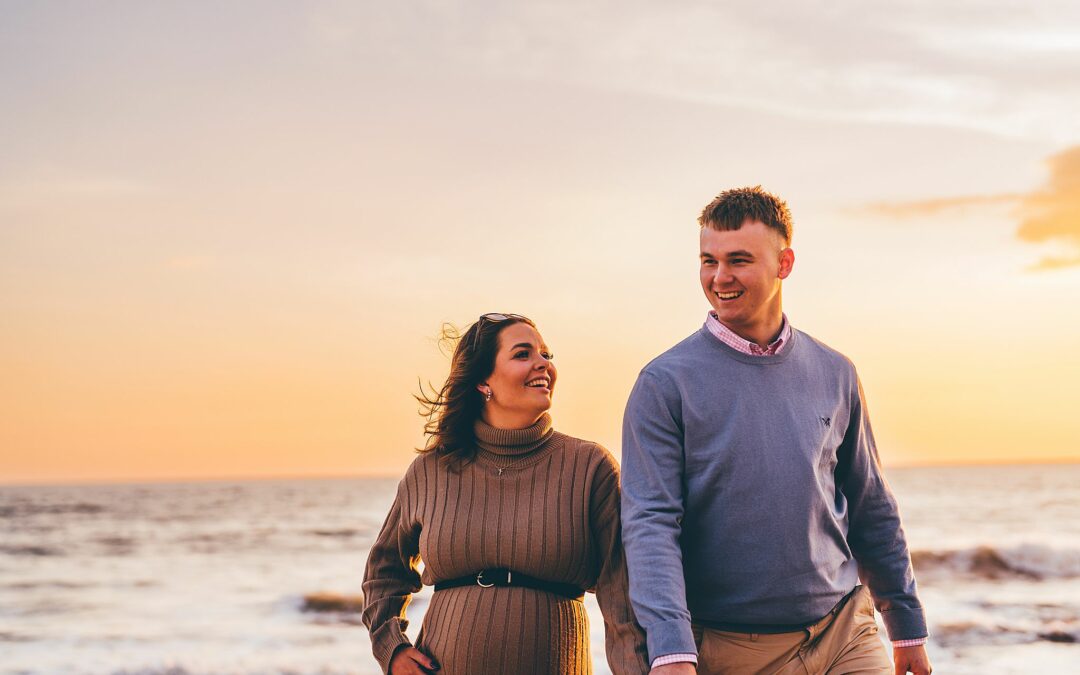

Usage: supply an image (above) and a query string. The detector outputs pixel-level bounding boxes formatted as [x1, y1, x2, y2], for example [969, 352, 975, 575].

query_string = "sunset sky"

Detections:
[3, 1, 1079, 484]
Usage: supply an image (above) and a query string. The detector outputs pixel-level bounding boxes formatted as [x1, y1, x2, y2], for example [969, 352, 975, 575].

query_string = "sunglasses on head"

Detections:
[478, 312, 529, 323]
[462, 313, 531, 354]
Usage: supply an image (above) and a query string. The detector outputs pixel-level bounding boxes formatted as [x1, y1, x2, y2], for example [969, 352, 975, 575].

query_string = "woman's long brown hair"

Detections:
[415, 315, 535, 469]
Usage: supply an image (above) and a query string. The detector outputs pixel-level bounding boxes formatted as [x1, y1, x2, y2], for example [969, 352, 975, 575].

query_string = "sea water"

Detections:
[1, 464, 1078, 674]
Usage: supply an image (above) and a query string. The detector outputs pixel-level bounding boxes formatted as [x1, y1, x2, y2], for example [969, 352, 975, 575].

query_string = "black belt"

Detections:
[434, 569, 585, 601]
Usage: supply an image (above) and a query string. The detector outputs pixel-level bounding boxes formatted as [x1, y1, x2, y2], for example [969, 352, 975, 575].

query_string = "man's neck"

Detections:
[719, 314, 784, 349]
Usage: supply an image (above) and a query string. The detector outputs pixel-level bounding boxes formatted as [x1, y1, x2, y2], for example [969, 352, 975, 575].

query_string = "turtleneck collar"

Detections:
[474, 413, 554, 456]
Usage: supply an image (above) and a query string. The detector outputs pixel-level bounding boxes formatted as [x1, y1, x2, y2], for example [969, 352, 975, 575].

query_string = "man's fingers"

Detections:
[893, 645, 932, 675]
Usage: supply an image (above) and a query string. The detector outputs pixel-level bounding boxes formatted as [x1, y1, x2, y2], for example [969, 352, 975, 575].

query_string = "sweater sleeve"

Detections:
[620, 370, 697, 662]
[837, 373, 928, 641]
[589, 449, 650, 675]
[362, 477, 422, 674]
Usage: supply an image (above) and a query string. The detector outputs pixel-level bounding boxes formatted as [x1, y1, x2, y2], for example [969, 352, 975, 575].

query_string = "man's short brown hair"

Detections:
[698, 185, 793, 246]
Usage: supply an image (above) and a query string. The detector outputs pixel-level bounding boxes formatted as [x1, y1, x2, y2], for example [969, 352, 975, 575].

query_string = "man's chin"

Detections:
[711, 309, 743, 326]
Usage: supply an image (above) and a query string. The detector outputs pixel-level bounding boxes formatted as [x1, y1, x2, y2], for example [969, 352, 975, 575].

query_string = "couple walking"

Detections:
[362, 187, 932, 675]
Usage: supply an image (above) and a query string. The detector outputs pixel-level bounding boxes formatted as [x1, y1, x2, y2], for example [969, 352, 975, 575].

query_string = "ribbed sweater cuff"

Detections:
[645, 618, 697, 663]
[880, 605, 928, 642]
[372, 629, 412, 675]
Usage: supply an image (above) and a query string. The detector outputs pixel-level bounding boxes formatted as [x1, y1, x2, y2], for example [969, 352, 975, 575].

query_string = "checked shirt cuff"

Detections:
[892, 637, 928, 648]
[651, 653, 698, 668]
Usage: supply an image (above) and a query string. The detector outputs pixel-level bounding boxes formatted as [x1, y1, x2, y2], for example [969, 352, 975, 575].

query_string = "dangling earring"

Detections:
[484, 389, 493, 402]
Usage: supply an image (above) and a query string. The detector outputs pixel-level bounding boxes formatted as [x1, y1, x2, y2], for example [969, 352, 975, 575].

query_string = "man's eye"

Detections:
[732, 259, 749, 264]
[702, 260, 716, 266]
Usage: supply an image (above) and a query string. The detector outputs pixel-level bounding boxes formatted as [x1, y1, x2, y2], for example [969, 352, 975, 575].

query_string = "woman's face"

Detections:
[479, 322, 557, 426]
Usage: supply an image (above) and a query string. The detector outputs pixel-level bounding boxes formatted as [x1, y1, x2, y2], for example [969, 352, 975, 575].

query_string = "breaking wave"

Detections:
[934, 619, 1079, 647]
[911, 544, 1080, 581]
[307, 528, 361, 538]
[0, 544, 64, 557]
[0, 502, 105, 518]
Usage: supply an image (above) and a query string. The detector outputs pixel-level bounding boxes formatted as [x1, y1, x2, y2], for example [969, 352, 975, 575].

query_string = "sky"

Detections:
[2, 1, 1079, 484]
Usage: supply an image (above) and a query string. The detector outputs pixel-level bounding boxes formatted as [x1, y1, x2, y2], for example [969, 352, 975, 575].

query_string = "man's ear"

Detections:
[778, 247, 795, 280]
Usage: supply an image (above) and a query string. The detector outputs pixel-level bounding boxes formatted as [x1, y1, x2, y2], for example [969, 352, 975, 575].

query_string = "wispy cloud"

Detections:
[858, 145, 1080, 269]
[858, 193, 1024, 218]
[1029, 255, 1080, 271]
[1016, 146, 1080, 269]
[307, 0, 1080, 142]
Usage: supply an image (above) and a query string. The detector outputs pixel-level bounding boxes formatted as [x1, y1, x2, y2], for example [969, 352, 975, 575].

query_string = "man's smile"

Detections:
[715, 291, 744, 301]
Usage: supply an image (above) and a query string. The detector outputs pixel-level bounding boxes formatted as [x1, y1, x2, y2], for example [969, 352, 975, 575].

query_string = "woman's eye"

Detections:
[514, 351, 528, 358]
[542, 352, 554, 360]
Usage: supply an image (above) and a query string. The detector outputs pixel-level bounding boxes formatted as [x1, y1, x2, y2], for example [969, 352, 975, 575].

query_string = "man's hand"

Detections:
[893, 644, 931, 675]
[649, 664, 697, 675]
[389, 645, 439, 674]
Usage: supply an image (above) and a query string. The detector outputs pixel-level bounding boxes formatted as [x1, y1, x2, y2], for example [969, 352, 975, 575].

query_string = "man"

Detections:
[620, 186, 931, 675]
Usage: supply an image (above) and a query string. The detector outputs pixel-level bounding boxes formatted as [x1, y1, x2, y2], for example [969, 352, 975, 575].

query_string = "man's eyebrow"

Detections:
[701, 250, 755, 259]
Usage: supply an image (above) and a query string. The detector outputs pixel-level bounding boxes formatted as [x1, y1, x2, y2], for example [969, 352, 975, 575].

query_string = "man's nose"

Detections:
[712, 265, 733, 285]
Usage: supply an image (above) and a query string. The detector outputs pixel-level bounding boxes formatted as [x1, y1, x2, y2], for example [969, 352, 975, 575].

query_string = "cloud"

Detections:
[858, 145, 1080, 269]
[1028, 255, 1080, 271]
[308, 0, 1080, 142]
[1016, 146, 1080, 254]
[858, 193, 1024, 218]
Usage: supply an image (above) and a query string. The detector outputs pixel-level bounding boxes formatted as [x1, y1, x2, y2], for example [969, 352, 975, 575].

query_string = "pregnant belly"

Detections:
[416, 585, 592, 675]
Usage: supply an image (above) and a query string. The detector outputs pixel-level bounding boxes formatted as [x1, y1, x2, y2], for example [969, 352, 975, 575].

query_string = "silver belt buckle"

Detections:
[475, 570, 511, 587]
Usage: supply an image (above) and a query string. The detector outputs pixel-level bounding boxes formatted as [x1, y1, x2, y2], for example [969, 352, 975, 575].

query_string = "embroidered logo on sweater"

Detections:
[820, 416, 831, 428]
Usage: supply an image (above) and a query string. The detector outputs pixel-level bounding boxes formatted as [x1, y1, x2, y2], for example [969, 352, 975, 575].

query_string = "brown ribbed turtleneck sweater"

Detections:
[362, 414, 648, 675]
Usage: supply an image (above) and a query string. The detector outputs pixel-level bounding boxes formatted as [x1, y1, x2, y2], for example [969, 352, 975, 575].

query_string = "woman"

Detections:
[362, 313, 648, 675]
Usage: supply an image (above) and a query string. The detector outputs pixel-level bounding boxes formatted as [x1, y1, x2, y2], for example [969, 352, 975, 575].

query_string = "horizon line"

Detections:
[3, 457, 1079, 488]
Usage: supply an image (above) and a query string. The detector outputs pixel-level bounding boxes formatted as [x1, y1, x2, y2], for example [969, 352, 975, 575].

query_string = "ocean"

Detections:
[2, 464, 1078, 674]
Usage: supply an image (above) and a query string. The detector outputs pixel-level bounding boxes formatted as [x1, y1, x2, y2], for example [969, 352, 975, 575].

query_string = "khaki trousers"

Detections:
[691, 586, 892, 675]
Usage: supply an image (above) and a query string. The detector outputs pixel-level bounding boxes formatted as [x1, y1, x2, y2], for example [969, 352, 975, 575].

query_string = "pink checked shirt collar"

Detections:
[705, 311, 792, 356]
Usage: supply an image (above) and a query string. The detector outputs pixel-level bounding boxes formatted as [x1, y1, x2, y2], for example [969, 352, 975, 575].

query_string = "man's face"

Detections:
[699, 221, 794, 337]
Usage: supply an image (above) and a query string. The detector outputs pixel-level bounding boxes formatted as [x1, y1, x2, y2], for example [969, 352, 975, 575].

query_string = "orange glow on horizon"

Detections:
[3, 4, 1079, 484]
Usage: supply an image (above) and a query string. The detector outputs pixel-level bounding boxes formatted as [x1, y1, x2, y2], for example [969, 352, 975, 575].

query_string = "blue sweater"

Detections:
[620, 325, 927, 661]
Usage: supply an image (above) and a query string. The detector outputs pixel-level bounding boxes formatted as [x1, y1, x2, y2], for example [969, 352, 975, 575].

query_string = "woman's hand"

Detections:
[389, 645, 440, 674]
